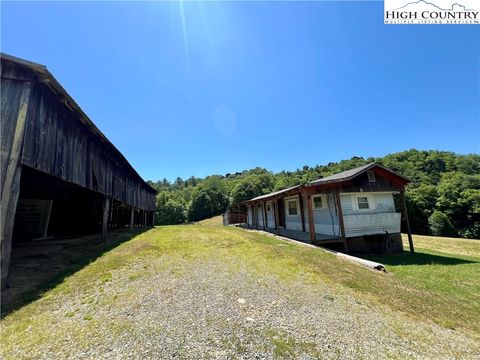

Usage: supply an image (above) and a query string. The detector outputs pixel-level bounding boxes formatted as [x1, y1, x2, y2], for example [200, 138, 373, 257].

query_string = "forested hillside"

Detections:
[148, 150, 480, 239]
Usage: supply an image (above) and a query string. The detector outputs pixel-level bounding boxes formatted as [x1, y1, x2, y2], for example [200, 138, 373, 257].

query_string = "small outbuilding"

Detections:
[1, 54, 157, 288]
[224, 163, 414, 254]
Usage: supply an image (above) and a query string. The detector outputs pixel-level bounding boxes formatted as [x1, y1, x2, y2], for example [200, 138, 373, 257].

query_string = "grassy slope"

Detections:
[1, 226, 479, 357]
[197, 215, 223, 226]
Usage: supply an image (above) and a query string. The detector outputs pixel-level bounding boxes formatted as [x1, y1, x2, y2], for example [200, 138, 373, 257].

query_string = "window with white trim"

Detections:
[367, 170, 376, 182]
[356, 196, 370, 210]
[266, 203, 271, 212]
[287, 200, 298, 216]
[312, 194, 326, 210]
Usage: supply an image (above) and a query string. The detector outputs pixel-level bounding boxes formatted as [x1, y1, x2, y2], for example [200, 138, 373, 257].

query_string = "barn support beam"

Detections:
[1, 83, 32, 289]
[400, 190, 414, 254]
[144, 210, 147, 228]
[102, 196, 110, 243]
[130, 206, 135, 232]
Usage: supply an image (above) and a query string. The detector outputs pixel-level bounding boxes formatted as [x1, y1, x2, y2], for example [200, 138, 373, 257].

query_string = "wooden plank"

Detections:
[306, 194, 316, 243]
[130, 206, 134, 232]
[298, 194, 306, 232]
[1, 83, 31, 289]
[102, 196, 110, 243]
[400, 190, 415, 254]
[335, 191, 348, 253]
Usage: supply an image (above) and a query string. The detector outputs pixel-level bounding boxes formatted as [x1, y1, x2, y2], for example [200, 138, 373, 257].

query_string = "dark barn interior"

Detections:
[1, 53, 157, 289]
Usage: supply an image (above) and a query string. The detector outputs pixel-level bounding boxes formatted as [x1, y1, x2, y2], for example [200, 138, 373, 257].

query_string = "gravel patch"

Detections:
[4, 254, 479, 359]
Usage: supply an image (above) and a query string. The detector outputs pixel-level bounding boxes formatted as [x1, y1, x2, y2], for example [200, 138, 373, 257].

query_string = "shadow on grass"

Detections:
[1, 228, 149, 318]
[362, 251, 479, 267]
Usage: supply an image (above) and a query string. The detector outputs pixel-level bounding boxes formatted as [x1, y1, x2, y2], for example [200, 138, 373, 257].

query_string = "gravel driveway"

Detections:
[2, 227, 479, 359]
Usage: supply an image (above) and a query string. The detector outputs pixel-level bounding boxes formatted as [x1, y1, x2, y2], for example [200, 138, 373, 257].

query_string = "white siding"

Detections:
[344, 213, 401, 237]
[266, 202, 275, 228]
[247, 206, 253, 226]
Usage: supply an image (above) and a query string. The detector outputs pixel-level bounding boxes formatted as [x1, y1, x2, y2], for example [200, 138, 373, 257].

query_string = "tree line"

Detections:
[148, 149, 480, 239]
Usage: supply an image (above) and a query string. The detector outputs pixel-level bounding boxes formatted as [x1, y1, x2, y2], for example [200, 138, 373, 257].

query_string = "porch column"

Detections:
[298, 194, 306, 232]
[263, 201, 267, 229]
[335, 191, 347, 253]
[306, 193, 316, 243]
[102, 196, 110, 243]
[273, 199, 280, 235]
[400, 190, 414, 254]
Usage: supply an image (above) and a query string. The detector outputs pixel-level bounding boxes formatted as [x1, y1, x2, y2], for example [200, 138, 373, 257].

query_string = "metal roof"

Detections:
[306, 162, 410, 186]
[243, 163, 410, 204]
[248, 185, 302, 202]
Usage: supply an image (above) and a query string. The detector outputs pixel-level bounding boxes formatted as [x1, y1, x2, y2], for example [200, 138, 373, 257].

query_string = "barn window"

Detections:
[266, 203, 271, 212]
[357, 196, 370, 210]
[312, 195, 326, 210]
[287, 200, 298, 216]
[367, 170, 376, 182]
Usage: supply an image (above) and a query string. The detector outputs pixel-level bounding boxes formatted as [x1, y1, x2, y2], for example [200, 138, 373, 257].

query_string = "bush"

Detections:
[428, 211, 457, 237]
[156, 199, 186, 225]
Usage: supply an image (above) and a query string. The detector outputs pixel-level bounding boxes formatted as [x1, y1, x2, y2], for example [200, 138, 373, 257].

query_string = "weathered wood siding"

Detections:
[1, 58, 156, 211]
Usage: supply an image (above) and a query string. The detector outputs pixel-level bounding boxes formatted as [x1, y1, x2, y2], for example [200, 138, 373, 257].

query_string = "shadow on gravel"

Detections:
[1, 228, 150, 318]
[362, 251, 478, 267]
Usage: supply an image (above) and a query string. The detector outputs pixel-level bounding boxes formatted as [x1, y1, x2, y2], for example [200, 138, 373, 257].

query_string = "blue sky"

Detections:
[2, 1, 479, 182]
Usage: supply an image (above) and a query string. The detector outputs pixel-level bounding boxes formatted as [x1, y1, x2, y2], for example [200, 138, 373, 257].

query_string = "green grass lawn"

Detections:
[1, 225, 479, 358]
[197, 215, 223, 226]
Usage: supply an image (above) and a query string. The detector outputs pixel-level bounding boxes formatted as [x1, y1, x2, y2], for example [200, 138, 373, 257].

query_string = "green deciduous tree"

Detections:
[428, 211, 457, 237]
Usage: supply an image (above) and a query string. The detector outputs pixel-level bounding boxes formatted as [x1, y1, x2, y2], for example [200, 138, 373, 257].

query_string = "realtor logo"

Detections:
[384, 0, 479, 24]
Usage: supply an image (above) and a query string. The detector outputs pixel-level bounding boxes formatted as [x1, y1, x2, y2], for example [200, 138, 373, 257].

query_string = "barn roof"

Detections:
[0, 52, 156, 194]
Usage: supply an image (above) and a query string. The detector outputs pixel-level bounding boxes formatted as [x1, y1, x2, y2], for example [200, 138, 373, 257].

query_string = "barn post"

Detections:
[1, 83, 32, 289]
[102, 196, 110, 243]
[253, 203, 257, 229]
[306, 192, 316, 243]
[298, 193, 306, 232]
[143, 210, 147, 228]
[400, 189, 414, 254]
[335, 191, 348, 253]
[129, 206, 134, 232]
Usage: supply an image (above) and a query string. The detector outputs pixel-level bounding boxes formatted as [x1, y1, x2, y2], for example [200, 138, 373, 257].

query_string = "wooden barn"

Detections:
[225, 163, 414, 254]
[1, 53, 157, 288]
